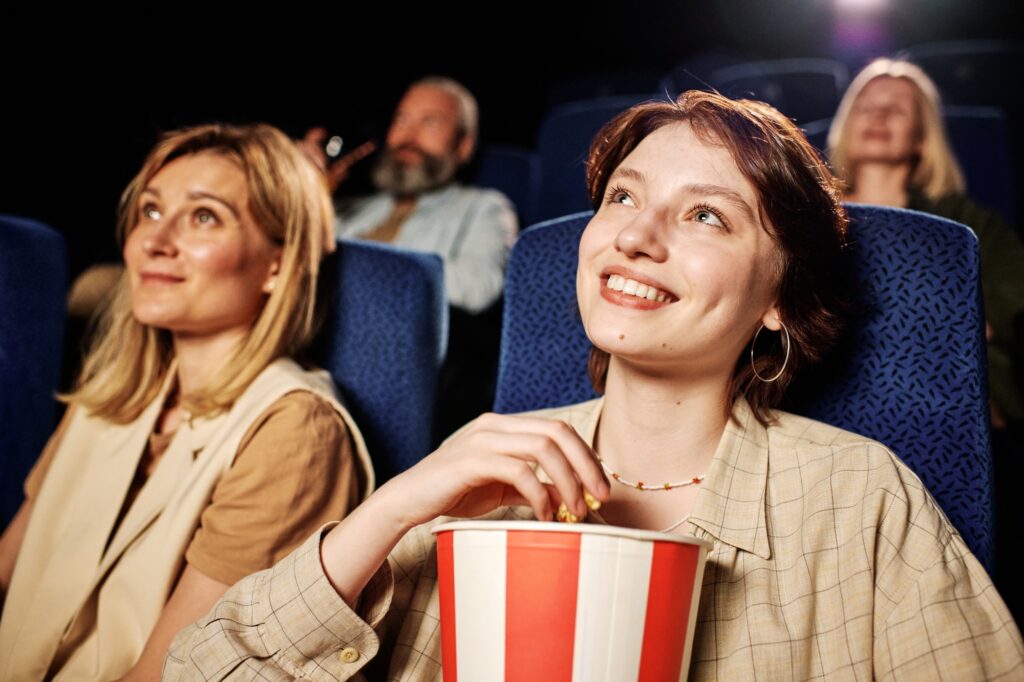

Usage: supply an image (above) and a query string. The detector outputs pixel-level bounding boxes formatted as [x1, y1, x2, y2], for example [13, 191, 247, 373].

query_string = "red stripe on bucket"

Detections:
[436, 532, 458, 682]
[504, 531, 581, 682]
[637, 542, 701, 681]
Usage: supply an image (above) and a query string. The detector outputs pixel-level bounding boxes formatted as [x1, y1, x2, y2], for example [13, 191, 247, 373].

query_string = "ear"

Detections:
[261, 251, 282, 294]
[455, 132, 475, 165]
[761, 304, 783, 332]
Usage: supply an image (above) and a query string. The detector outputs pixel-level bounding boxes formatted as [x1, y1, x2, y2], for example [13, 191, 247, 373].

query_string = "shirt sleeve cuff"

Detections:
[252, 522, 393, 678]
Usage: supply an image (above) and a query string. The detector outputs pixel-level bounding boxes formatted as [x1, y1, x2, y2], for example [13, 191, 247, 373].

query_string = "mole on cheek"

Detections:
[618, 334, 625, 340]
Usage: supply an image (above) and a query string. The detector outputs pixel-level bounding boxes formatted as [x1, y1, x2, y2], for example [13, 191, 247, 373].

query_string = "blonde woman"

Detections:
[828, 57, 1024, 426]
[0, 124, 374, 681]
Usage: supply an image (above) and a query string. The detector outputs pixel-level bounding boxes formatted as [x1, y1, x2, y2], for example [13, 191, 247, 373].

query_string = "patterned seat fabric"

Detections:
[495, 206, 994, 571]
[0, 215, 67, 525]
[313, 239, 447, 483]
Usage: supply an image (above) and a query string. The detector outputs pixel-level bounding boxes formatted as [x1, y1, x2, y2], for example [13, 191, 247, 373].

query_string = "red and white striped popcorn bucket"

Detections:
[433, 520, 712, 682]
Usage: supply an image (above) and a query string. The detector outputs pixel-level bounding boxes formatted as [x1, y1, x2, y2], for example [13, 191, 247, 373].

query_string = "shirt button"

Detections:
[339, 647, 360, 663]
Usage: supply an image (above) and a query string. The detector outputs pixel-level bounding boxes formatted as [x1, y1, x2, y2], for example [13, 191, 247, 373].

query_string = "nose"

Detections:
[140, 216, 179, 258]
[867, 105, 891, 124]
[614, 210, 669, 262]
[387, 119, 415, 149]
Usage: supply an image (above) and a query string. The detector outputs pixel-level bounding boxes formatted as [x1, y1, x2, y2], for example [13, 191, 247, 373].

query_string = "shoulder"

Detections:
[246, 358, 339, 400]
[767, 410, 931, 495]
[911, 191, 1007, 234]
[767, 409, 896, 456]
[464, 185, 513, 206]
[445, 184, 515, 215]
[237, 389, 349, 453]
[766, 410, 960, 561]
[335, 193, 393, 235]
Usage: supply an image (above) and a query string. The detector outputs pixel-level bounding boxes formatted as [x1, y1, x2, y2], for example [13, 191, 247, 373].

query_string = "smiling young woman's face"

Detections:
[123, 151, 281, 340]
[576, 122, 783, 380]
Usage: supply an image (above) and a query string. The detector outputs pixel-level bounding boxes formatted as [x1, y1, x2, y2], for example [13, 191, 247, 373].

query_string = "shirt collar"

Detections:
[572, 395, 772, 559]
[378, 182, 461, 210]
[687, 397, 772, 559]
[411, 182, 461, 210]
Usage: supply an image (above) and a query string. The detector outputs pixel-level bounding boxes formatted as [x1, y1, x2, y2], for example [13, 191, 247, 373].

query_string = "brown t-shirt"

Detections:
[25, 390, 360, 586]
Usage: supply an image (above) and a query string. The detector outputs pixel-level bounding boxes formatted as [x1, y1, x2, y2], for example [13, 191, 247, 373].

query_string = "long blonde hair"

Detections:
[65, 123, 335, 423]
[828, 58, 965, 200]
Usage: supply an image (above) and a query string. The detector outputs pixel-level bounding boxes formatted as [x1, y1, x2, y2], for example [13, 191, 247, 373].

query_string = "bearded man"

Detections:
[306, 77, 517, 314]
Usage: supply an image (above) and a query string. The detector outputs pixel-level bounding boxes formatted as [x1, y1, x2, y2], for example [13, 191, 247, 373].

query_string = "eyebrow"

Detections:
[139, 187, 240, 219]
[608, 166, 647, 185]
[682, 183, 757, 223]
[188, 191, 240, 219]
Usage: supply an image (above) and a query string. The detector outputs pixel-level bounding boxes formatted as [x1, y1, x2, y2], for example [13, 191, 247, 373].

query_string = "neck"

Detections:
[172, 327, 248, 397]
[596, 359, 730, 483]
[846, 163, 913, 207]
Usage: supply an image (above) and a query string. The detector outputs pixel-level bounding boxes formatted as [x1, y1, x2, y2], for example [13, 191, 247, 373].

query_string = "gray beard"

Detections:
[371, 147, 458, 196]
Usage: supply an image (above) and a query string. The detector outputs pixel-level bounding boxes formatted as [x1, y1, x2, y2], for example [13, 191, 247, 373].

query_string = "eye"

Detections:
[605, 185, 636, 207]
[140, 203, 161, 221]
[193, 208, 220, 227]
[692, 204, 728, 230]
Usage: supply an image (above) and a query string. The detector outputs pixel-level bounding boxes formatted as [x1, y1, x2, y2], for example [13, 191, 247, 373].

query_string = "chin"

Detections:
[587, 329, 658, 362]
[130, 306, 178, 330]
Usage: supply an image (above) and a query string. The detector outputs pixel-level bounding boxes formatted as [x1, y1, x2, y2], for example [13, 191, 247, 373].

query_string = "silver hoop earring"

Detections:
[750, 323, 791, 383]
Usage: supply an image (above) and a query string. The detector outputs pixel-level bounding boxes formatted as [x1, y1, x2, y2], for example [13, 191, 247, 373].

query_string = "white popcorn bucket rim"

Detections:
[432, 519, 714, 550]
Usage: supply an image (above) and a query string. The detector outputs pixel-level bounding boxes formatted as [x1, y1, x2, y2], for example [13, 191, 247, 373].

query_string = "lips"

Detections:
[391, 144, 427, 163]
[598, 267, 678, 309]
[139, 271, 184, 285]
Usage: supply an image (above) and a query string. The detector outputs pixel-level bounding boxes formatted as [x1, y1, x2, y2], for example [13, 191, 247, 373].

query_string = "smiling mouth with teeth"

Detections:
[605, 274, 673, 303]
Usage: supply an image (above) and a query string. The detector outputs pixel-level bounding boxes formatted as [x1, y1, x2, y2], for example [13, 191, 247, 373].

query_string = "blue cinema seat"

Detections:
[313, 239, 448, 483]
[474, 145, 540, 229]
[0, 216, 67, 526]
[709, 58, 850, 125]
[545, 70, 665, 108]
[900, 41, 1024, 109]
[535, 95, 658, 223]
[494, 206, 994, 571]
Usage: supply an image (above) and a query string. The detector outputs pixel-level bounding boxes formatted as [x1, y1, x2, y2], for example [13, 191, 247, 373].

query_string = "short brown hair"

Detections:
[585, 90, 852, 424]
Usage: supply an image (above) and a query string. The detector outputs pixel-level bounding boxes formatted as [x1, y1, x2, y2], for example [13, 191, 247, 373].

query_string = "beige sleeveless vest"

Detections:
[0, 358, 374, 681]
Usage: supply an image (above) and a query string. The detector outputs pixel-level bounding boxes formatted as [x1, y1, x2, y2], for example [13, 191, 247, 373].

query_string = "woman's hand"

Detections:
[387, 413, 611, 529]
[319, 413, 610, 605]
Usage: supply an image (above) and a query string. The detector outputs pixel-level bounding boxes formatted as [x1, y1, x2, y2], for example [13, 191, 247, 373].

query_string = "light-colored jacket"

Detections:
[0, 358, 373, 681]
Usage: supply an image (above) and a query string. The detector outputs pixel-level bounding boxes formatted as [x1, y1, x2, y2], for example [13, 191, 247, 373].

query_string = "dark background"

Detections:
[2, 0, 1021, 278]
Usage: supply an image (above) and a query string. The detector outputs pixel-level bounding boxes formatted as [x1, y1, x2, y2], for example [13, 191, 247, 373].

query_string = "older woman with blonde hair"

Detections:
[829, 57, 1024, 428]
[0, 123, 374, 681]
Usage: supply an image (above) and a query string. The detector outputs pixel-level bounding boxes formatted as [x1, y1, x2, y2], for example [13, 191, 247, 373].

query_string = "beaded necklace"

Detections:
[597, 456, 706, 491]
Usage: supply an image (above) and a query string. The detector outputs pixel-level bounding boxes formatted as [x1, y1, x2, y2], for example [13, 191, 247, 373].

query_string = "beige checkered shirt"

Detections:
[165, 398, 1023, 680]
